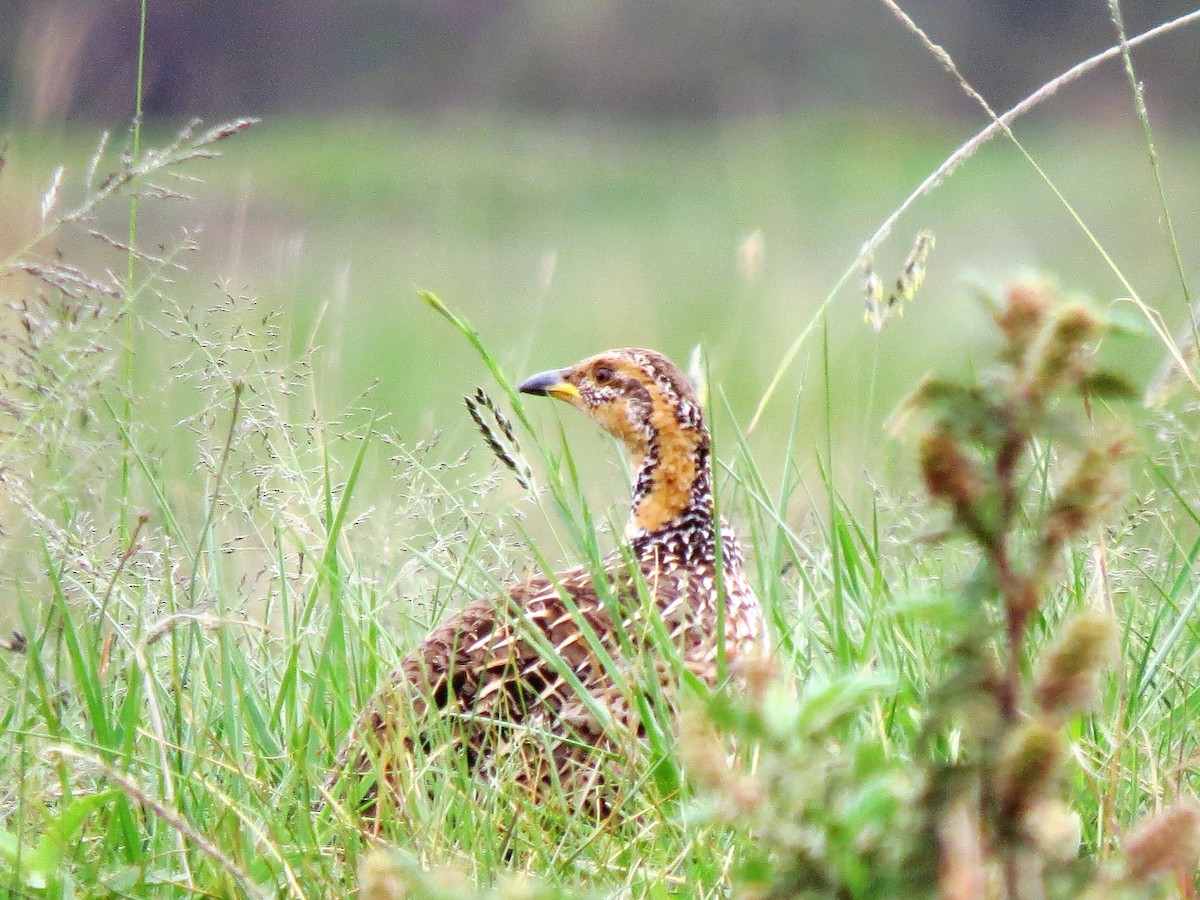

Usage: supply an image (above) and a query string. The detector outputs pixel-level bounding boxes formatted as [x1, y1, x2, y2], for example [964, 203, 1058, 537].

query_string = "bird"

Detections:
[324, 348, 767, 828]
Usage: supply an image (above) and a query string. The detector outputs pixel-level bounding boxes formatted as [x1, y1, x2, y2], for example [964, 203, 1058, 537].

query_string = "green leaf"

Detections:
[1078, 370, 1139, 400]
[0, 826, 46, 889]
[888, 590, 965, 628]
[896, 378, 1007, 443]
[843, 776, 904, 833]
[100, 865, 144, 893]
[795, 673, 892, 737]
[0, 828, 22, 863]
[29, 790, 117, 877]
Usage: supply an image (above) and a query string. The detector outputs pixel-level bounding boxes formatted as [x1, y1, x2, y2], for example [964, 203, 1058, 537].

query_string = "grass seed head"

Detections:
[919, 427, 982, 514]
[996, 720, 1065, 825]
[1024, 799, 1082, 862]
[1043, 441, 1128, 551]
[677, 707, 731, 793]
[359, 849, 407, 900]
[1031, 303, 1101, 397]
[1034, 609, 1119, 717]
[677, 707, 763, 819]
[464, 388, 533, 490]
[996, 279, 1052, 360]
[738, 652, 779, 706]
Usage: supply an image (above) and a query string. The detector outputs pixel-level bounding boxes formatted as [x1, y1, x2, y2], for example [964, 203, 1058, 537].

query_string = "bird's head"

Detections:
[519, 348, 710, 534]
[518, 349, 704, 453]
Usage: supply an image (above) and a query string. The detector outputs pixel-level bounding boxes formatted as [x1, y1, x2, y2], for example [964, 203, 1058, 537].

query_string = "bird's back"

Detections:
[327, 537, 762, 821]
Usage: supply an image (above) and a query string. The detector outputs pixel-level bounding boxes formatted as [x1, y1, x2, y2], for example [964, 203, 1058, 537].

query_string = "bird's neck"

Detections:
[626, 423, 715, 560]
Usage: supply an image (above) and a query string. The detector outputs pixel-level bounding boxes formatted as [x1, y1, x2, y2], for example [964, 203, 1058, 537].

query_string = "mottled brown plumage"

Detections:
[326, 348, 766, 826]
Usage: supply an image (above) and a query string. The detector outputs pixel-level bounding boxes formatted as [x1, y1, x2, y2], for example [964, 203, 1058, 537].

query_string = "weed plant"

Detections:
[3, 2, 1200, 898]
[682, 281, 1200, 898]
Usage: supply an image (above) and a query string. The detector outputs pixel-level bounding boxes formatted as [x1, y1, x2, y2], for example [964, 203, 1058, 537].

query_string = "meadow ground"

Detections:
[2, 104, 1200, 896]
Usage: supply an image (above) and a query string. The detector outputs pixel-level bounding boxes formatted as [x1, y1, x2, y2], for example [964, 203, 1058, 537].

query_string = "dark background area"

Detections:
[3, 0, 1199, 126]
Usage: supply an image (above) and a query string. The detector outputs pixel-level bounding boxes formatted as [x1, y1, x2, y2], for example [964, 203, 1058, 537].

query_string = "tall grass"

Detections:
[2, 1, 1200, 897]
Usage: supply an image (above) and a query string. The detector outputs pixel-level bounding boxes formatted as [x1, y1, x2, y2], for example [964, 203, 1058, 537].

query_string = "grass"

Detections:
[2, 109, 1192, 537]
[3, 5, 1200, 896]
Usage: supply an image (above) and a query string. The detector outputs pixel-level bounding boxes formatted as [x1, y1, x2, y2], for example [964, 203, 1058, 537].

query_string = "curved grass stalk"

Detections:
[749, 6, 1200, 432]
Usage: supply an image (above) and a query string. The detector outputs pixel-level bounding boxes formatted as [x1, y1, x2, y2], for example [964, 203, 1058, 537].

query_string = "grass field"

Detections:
[3, 69, 1200, 898]
[4, 108, 1195, 499]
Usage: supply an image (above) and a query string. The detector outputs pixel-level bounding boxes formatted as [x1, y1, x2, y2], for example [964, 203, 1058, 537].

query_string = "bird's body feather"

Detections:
[326, 349, 766, 825]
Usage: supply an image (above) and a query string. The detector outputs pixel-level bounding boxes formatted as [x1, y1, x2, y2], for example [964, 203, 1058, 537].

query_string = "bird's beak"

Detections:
[518, 368, 581, 402]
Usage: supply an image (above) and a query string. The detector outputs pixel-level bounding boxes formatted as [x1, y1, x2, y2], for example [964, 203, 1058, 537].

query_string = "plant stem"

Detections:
[120, 0, 149, 540]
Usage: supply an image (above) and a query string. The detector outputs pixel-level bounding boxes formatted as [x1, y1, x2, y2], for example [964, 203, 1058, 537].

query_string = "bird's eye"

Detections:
[594, 366, 614, 385]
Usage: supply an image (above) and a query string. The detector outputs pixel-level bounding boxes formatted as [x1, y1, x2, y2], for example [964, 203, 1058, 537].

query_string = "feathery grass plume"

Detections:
[358, 849, 473, 900]
[1, 118, 257, 283]
[863, 230, 935, 331]
[676, 708, 731, 795]
[1144, 301, 1200, 406]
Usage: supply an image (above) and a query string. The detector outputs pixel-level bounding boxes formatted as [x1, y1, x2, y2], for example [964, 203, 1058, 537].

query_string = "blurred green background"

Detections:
[1, 1, 1198, 502]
